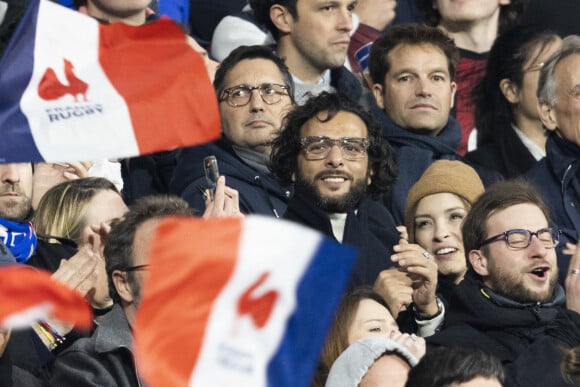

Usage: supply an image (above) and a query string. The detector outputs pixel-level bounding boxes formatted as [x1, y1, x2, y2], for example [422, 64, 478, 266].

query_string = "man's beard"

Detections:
[0, 186, 31, 221]
[294, 171, 368, 213]
[486, 262, 558, 304]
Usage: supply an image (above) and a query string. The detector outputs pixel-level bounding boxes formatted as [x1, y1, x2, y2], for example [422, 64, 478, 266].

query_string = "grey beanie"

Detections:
[325, 336, 419, 387]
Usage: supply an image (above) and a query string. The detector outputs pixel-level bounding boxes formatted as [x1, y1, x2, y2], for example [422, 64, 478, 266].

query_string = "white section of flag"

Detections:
[20, 0, 138, 162]
[188, 217, 322, 386]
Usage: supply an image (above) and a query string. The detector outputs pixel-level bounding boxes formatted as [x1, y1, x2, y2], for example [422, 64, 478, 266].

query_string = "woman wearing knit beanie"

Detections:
[373, 160, 485, 336]
[405, 160, 485, 287]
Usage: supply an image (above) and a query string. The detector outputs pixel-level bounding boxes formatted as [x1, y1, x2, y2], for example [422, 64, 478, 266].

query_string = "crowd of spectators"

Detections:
[0, 0, 579, 386]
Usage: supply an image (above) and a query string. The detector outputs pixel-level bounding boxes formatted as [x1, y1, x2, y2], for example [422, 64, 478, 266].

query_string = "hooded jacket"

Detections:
[170, 139, 292, 217]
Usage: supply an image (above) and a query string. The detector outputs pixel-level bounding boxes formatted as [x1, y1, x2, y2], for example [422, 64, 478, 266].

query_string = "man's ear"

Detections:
[372, 84, 385, 109]
[112, 270, 134, 304]
[449, 81, 457, 109]
[367, 168, 374, 186]
[469, 250, 490, 277]
[499, 79, 519, 104]
[270, 4, 292, 34]
[537, 101, 558, 131]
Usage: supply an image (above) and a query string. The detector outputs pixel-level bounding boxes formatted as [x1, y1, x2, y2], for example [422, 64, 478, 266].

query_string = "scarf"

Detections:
[0, 218, 37, 263]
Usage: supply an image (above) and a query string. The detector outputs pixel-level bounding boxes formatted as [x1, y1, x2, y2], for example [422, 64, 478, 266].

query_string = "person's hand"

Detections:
[51, 244, 99, 298]
[354, 0, 397, 31]
[373, 267, 413, 319]
[202, 176, 243, 219]
[396, 225, 408, 242]
[565, 241, 580, 313]
[391, 239, 439, 317]
[389, 331, 426, 361]
[88, 222, 112, 258]
[564, 242, 578, 256]
[0, 329, 10, 357]
[32, 161, 93, 209]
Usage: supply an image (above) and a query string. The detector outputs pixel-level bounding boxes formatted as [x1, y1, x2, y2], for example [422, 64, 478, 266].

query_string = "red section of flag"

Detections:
[98, 18, 220, 155]
[134, 216, 241, 387]
[0, 266, 92, 329]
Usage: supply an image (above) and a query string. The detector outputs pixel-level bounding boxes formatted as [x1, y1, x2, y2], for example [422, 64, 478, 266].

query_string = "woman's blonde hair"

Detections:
[33, 177, 120, 245]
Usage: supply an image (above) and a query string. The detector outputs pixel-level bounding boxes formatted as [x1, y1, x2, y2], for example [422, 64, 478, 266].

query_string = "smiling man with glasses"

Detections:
[171, 45, 295, 217]
[271, 91, 399, 287]
[428, 179, 580, 387]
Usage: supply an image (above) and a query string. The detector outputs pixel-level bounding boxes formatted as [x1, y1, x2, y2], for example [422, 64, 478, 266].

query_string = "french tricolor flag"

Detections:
[0, 265, 92, 330]
[134, 216, 357, 387]
[0, 0, 220, 163]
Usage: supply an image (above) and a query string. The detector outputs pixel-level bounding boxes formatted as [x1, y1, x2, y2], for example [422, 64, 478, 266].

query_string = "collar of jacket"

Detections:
[93, 304, 133, 354]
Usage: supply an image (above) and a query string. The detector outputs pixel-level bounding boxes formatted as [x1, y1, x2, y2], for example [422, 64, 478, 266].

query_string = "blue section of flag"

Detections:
[267, 238, 357, 387]
[0, 0, 44, 163]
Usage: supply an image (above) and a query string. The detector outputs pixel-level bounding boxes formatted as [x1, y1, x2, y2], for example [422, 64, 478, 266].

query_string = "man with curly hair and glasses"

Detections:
[270, 91, 399, 287]
[428, 179, 580, 387]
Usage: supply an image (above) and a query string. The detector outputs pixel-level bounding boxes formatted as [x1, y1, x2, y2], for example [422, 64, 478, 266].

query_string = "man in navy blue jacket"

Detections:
[170, 45, 295, 217]
[368, 24, 499, 225]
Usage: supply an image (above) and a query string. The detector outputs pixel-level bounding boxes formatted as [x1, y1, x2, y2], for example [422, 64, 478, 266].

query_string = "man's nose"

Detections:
[0, 164, 21, 185]
[248, 89, 265, 112]
[325, 144, 344, 167]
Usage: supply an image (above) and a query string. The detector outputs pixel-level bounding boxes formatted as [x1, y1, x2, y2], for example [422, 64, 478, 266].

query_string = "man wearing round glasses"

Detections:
[171, 45, 295, 217]
[428, 180, 580, 387]
[271, 92, 399, 287]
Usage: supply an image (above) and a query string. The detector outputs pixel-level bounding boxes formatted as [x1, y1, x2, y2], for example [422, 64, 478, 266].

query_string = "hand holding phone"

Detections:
[203, 156, 220, 200]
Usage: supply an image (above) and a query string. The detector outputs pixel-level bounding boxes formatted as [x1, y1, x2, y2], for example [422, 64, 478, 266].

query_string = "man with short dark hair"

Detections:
[428, 179, 580, 387]
[270, 91, 399, 286]
[368, 23, 498, 225]
[250, 0, 372, 107]
[170, 45, 295, 217]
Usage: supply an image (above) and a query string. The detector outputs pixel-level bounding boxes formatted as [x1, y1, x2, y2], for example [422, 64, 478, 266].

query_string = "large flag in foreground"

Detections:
[135, 216, 357, 387]
[0, 265, 92, 329]
[0, 0, 220, 163]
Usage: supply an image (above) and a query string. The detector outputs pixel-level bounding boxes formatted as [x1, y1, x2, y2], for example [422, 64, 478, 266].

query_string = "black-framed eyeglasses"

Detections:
[479, 228, 560, 250]
[118, 264, 150, 273]
[300, 136, 370, 161]
[219, 83, 289, 107]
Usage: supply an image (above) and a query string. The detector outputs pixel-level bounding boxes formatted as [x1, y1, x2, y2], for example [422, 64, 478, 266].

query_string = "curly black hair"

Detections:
[270, 92, 397, 200]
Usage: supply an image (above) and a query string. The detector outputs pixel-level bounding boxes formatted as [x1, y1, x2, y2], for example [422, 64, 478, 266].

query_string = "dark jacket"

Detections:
[376, 109, 501, 224]
[121, 150, 178, 205]
[50, 304, 145, 387]
[525, 134, 579, 284]
[466, 124, 540, 178]
[170, 139, 292, 216]
[428, 275, 578, 387]
[283, 192, 399, 287]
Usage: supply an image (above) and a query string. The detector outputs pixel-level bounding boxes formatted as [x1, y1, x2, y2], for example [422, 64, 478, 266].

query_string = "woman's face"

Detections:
[413, 193, 468, 283]
[514, 38, 562, 124]
[347, 299, 399, 345]
[81, 190, 128, 309]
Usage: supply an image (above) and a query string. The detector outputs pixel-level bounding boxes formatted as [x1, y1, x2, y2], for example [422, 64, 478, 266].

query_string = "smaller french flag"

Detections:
[0, 0, 220, 163]
[134, 216, 357, 387]
[0, 265, 92, 330]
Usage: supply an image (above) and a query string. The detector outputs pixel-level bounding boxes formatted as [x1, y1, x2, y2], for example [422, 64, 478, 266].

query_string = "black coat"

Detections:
[465, 124, 540, 179]
[428, 275, 579, 387]
[283, 192, 399, 287]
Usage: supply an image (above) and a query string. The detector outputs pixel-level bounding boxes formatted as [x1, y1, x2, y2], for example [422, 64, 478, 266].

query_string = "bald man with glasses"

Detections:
[170, 45, 295, 217]
[428, 179, 580, 387]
